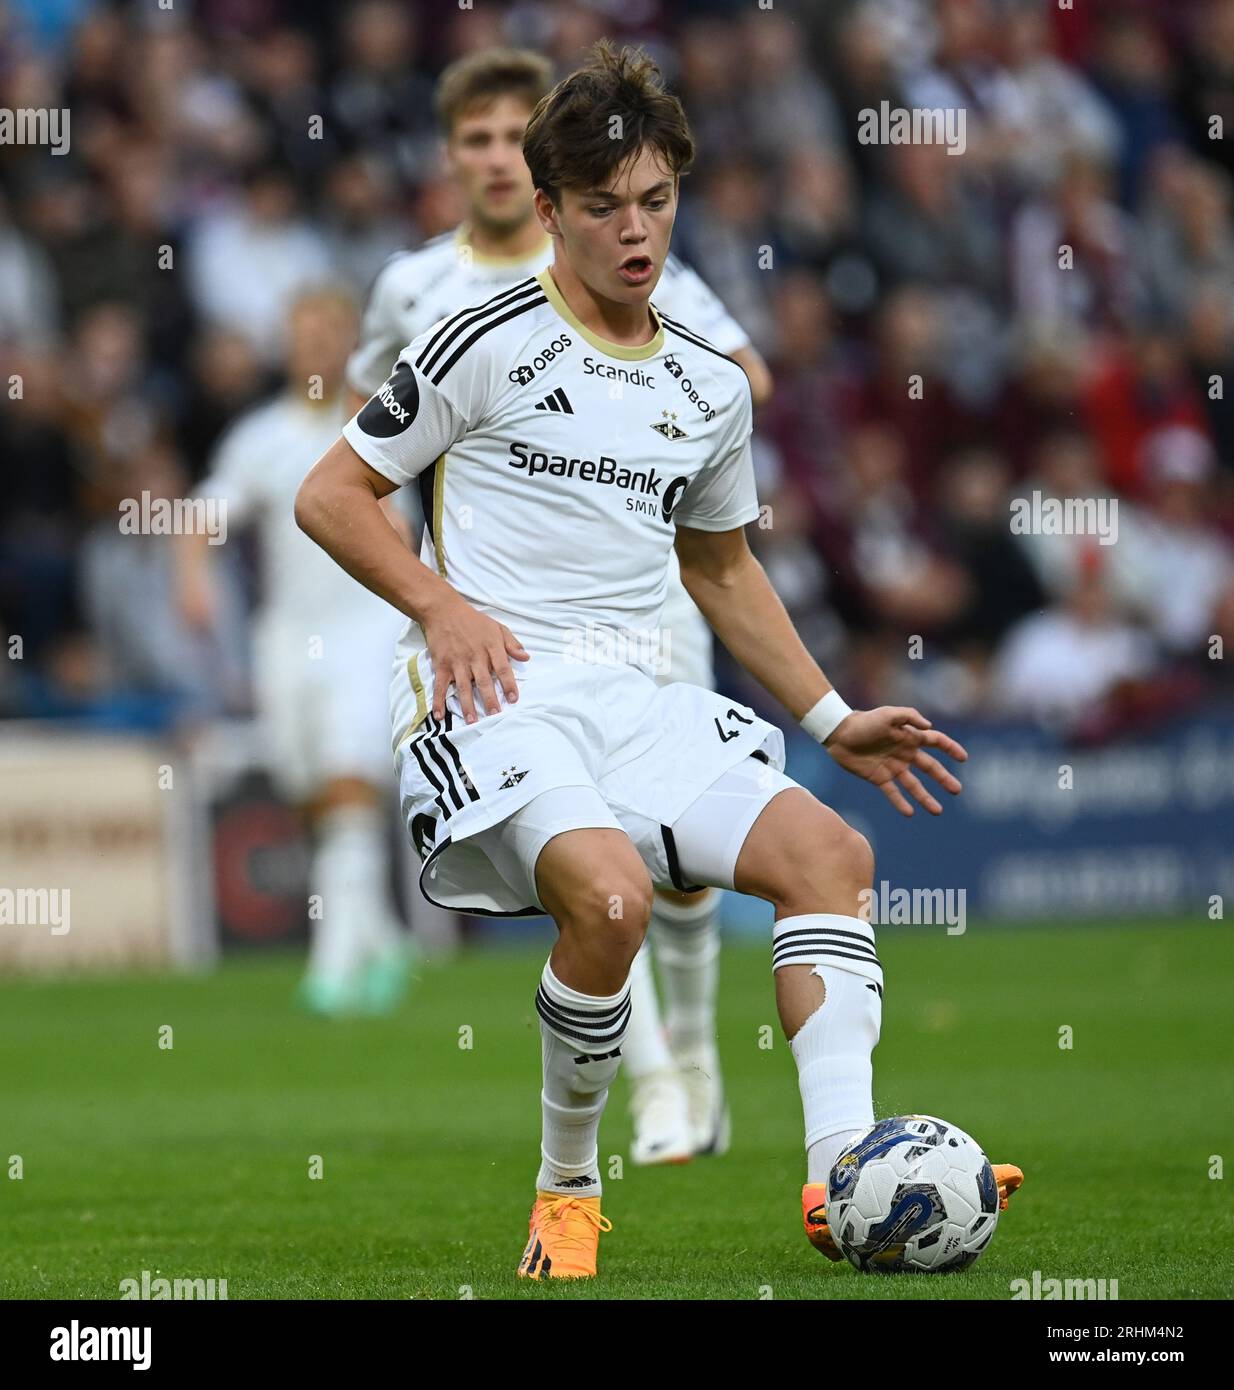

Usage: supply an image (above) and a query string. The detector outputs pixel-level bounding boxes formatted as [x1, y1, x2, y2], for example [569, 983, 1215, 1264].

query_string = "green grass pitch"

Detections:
[2, 918, 1231, 1299]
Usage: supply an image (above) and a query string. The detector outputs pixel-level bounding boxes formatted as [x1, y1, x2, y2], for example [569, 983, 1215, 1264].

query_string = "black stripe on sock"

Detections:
[772, 946, 884, 971]
[771, 932, 878, 957]
[535, 985, 631, 1029]
[773, 925, 876, 949]
[535, 991, 632, 1047]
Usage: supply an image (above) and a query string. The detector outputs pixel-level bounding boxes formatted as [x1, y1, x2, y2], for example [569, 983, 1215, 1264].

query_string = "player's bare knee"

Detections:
[767, 818, 873, 914]
[603, 868, 654, 940]
[841, 824, 875, 890]
[556, 866, 651, 941]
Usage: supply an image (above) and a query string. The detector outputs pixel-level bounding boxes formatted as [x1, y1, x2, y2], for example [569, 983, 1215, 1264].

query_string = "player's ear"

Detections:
[533, 187, 560, 237]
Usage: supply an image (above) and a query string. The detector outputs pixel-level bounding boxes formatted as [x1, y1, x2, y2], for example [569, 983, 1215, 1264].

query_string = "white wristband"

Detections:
[800, 690, 853, 746]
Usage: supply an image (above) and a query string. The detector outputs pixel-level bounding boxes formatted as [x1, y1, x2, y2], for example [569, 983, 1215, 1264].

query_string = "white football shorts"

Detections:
[394, 651, 788, 915]
[654, 575, 714, 691]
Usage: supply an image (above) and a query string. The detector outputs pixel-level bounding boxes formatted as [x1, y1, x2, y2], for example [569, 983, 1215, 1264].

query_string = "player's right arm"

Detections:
[296, 349, 529, 724]
[343, 258, 429, 545]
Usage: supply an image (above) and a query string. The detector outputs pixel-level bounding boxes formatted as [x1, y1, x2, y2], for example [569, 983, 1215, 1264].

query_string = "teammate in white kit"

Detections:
[345, 47, 776, 1165]
[297, 44, 1022, 1278]
[180, 288, 413, 1014]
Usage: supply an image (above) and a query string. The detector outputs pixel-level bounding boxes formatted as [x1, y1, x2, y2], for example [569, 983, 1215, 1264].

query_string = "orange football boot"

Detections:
[801, 1183, 843, 1260]
[993, 1163, 1024, 1209]
[517, 1192, 613, 1280]
[802, 1164, 1024, 1260]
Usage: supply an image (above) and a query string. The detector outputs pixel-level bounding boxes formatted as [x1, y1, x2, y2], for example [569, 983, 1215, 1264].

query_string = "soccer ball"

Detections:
[827, 1114, 1000, 1273]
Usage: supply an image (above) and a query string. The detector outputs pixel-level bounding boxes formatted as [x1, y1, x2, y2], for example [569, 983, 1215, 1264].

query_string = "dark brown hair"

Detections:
[522, 41, 694, 203]
[435, 48, 554, 134]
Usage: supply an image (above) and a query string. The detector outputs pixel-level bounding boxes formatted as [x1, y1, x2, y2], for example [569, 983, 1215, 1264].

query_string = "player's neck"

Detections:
[461, 214, 547, 262]
[546, 257, 655, 348]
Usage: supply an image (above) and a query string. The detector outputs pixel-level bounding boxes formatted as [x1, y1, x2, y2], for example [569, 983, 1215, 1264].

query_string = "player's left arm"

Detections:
[674, 523, 966, 817]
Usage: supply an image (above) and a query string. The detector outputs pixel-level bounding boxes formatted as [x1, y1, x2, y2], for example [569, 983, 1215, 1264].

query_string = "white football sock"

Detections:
[308, 804, 402, 982]
[534, 959, 631, 1197]
[771, 914, 883, 1189]
[620, 941, 674, 1079]
[650, 887, 721, 1059]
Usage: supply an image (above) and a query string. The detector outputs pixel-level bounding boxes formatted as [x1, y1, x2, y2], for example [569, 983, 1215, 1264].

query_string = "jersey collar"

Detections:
[535, 268, 664, 362]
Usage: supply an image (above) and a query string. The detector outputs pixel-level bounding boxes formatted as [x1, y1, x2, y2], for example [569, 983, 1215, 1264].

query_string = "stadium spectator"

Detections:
[186, 162, 332, 363]
[992, 553, 1158, 731]
[79, 439, 249, 724]
[1115, 427, 1234, 654]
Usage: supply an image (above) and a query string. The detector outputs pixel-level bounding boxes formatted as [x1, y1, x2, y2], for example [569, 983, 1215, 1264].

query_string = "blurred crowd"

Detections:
[3, 0, 1234, 740]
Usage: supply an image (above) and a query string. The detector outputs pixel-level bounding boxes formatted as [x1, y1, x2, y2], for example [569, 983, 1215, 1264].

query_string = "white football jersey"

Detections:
[199, 394, 402, 632]
[341, 269, 759, 749]
[346, 223, 751, 397]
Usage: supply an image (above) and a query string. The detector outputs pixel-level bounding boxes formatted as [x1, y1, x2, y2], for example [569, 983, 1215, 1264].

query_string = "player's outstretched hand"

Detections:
[421, 592, 530, 724]
[825, 707, 967, 817]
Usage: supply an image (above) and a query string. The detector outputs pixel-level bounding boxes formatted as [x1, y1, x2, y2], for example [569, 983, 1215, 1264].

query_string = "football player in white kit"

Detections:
[345, 47, 776, 1166]
[298, 44, 1023, 1278]
[179, 288, 414, 1015]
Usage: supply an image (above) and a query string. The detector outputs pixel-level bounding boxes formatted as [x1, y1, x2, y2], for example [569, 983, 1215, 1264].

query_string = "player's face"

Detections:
[446, 95, 538, 233]
[541, 146, 677, 307]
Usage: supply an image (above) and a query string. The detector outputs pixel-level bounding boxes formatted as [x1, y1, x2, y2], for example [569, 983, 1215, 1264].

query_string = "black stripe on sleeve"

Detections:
[417, 279, 543, 376]
[430, 294, 548, 385]
[417, 457, 437, 554]
[414, 276, 537, 369]
[658, 313, 739, 368]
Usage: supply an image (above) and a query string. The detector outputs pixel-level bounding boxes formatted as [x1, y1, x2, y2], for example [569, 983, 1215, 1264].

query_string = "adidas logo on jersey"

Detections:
[533, 388, 573, 414]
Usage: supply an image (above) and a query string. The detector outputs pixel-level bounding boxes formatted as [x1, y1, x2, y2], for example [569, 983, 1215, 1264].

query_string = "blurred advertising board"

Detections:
[776, 708, 1234, 924]
[0, 725, 215, 973]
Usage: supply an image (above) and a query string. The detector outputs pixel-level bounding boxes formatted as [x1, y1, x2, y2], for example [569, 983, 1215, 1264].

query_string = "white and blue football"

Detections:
[828, 1114, 1000, 1273]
